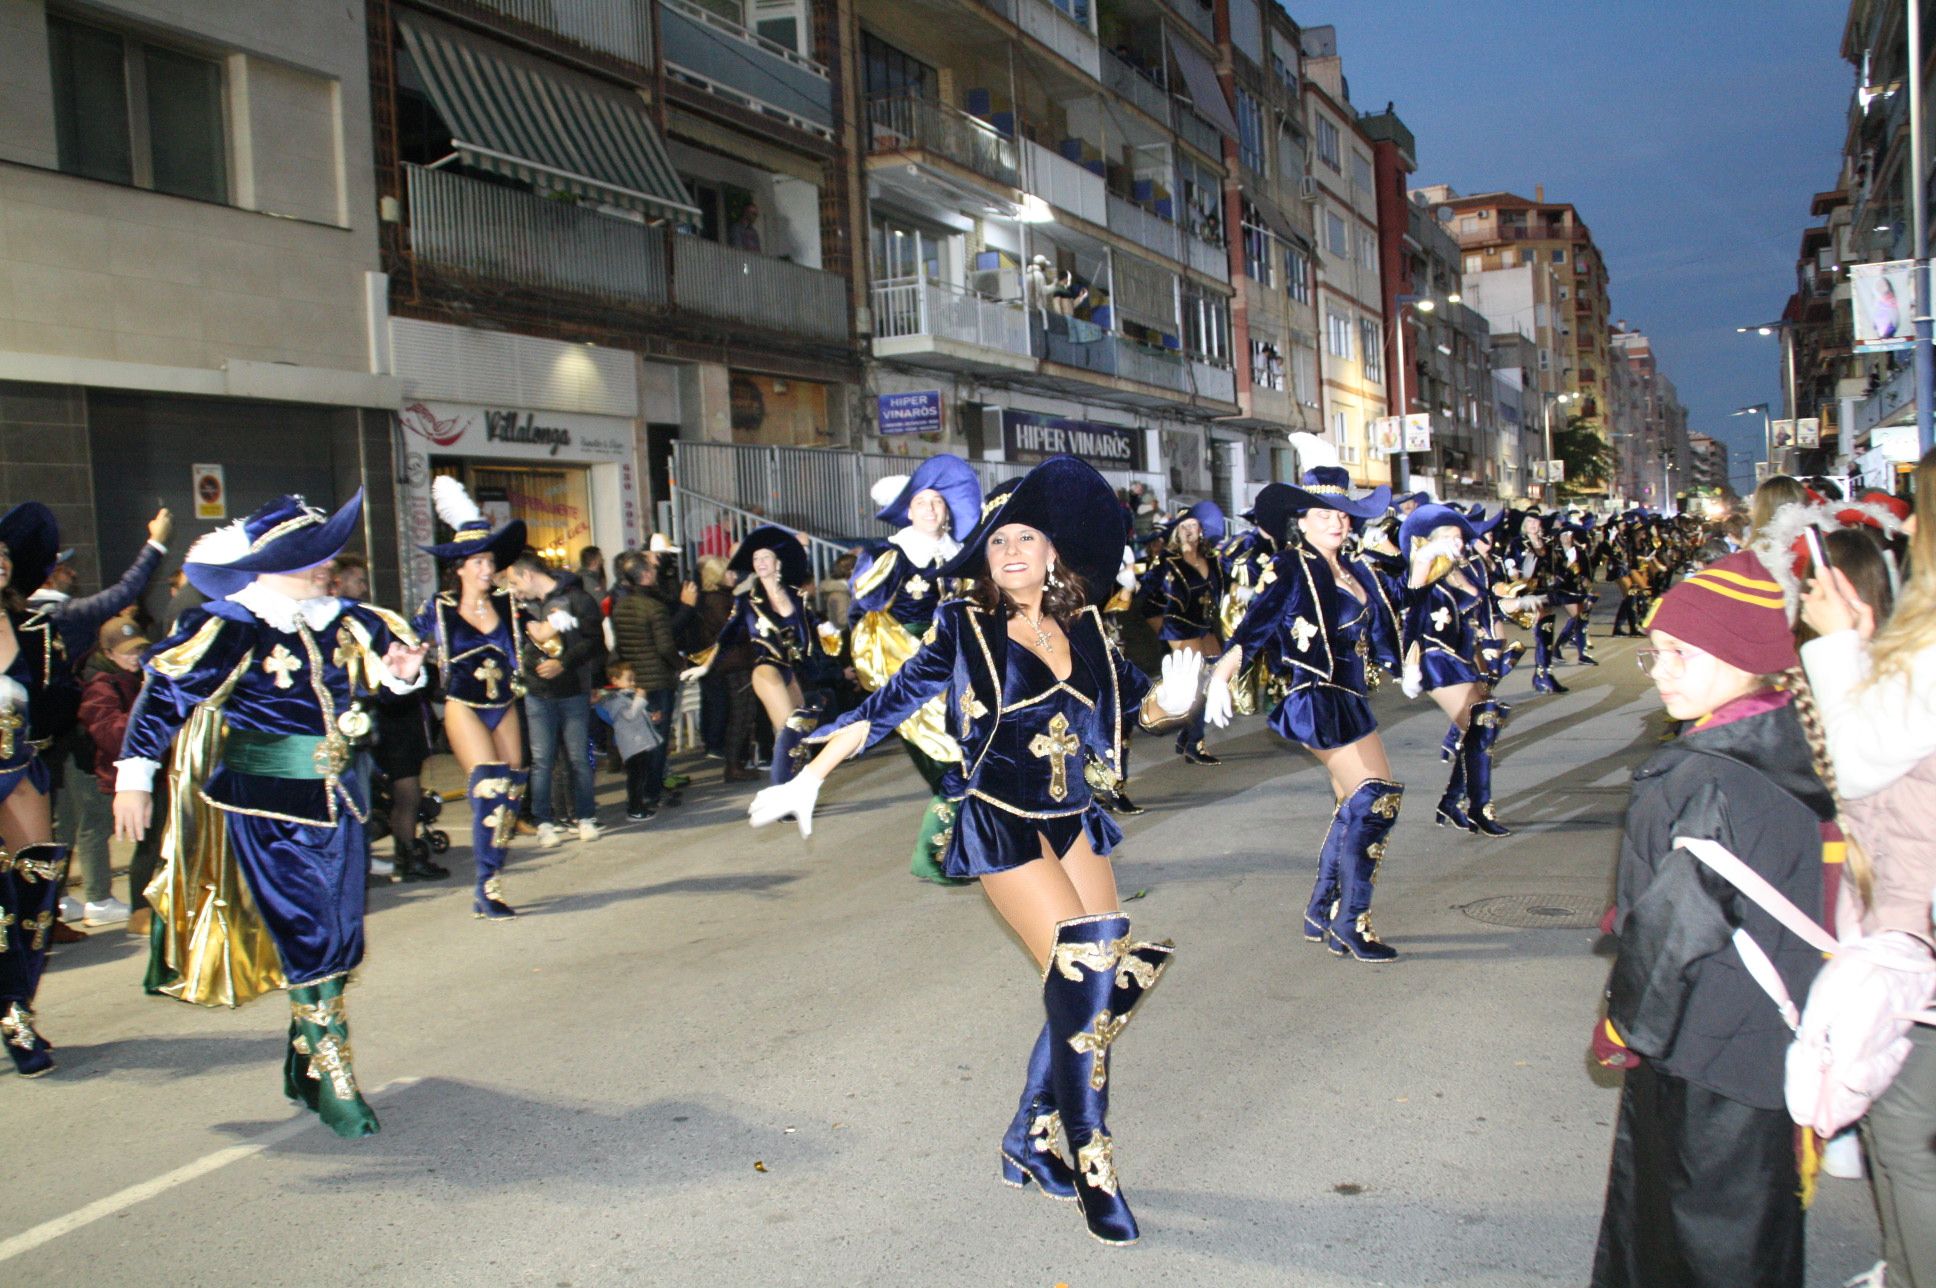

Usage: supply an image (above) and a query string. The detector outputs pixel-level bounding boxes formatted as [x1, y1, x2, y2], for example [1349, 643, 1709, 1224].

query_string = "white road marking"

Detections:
[0, 1077, 422, 1262]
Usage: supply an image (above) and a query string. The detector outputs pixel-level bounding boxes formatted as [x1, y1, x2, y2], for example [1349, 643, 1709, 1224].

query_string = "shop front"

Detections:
[397, 400, 643, 606]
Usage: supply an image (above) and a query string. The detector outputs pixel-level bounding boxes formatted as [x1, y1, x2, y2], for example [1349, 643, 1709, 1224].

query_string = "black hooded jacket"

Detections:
[1606, 697, 1832, 1111]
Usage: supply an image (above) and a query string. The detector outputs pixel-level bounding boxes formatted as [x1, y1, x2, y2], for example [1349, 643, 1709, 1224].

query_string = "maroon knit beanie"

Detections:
[1643, 551, 1798, 675]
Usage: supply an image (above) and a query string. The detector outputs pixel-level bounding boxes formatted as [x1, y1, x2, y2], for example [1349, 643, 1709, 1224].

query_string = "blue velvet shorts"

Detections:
[947, 794, 1123, 879]
[0, 752, 50, 807]
[1269, 685, 1378, 751]
[1421, 651, 1485, 691]
[451, 701, 514, 732]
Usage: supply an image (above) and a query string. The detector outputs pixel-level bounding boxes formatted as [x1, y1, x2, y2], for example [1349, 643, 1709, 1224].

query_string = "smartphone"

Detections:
[1801, 526, 1831, 579]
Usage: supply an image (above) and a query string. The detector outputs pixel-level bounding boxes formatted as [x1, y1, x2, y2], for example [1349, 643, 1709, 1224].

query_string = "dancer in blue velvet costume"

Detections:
[114, 493, 427, 1137]
[682, 524, 832, 787]
[848, 455, 981, 884]
[1207, 468, 1411, 962]
[747, 457, 1202, 1245]
[1550, 519, 1598, 665]
[1506, 512, 1572, 695]
[412, 476, 530, 920]
[1396, 505, 1518, 838]
[1138, 499, 1226, 764]
[0, 502, 78, 1075]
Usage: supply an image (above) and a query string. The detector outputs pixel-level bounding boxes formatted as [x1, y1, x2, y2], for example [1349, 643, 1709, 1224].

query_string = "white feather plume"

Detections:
[1746, 498, 1906, 618]
[433, 475, 484, 530]
[184, 517, 253, 568]
[1287, 431, 1339, 472]
[871, 475, 910, 510]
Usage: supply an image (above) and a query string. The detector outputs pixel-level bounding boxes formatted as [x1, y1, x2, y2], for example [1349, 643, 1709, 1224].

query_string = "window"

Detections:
[1291, 333, 1318, 405]
[1356, 227, 1377, 271]
[1241, 204, 1272, 285]
[1235, 88, 1266, 176]
[1326, 210, 1347, 256]
[1250, 337, 1285, 390]
[1326, 310, 1353, 359]
[1315, 116, 1340, 170]
[1271, 53, 1298, 94]
[1351, 151, 1373, 194]
[1286, 245, 1311, 304]
[1332, 409, 1348, 442]
[1501, 248, 1517, 267]
[1361, 318, 1382, 382]
[862, 31, 934, 99]
[1551, 248, 1567, 265]
[1183, 290, 1230, 362]
[1463, 253, 1481, 273]
[1179, 155, 1222, 245]
[48, 14, 228, 203]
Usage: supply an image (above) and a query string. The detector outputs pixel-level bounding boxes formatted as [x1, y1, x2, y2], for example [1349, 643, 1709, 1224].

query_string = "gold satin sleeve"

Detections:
[848, 609, 961, 765]
[145, 663, 287, 1008]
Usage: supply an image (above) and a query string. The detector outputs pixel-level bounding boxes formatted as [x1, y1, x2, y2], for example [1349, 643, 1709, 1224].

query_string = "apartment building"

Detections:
[1609, 324, 1690, 508]
[1299, 25, 1385, 487]
[1688, 431, 1729, 495]
[854, 0, 1247, 507]
[1421, 185, 1612, 446]
[370, 0, 856, 603]
[0, 0, 403, 601]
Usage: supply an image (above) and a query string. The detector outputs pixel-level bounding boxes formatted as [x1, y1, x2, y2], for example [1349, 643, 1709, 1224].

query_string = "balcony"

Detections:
[1103, 51, 1169, 121]
[868, 96, 1021, 190]
[1107, 194, 1182, 262]
[464, 0, 651, 66]
[1166, 0, 1215, 42]
[406, 162, 667, 305]
[671, 234, 849, 342]
[660, 0, 833, 139]
[871, 279, 1033, 372]
[1024, 139, 1107, 224]
[1191, 358, 1236, 402]
[1186, 233, 1228, 280]
[1174, 105, 1221, 157]
[1036, 321, 1198, 396]
[1016, 0, 1100, 79]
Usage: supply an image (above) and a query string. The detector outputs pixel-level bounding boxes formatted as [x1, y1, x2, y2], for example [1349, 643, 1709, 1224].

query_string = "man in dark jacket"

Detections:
[506, 553, 608, 845]
[77, 621, 161, 933]
[609, 551, 693, 815]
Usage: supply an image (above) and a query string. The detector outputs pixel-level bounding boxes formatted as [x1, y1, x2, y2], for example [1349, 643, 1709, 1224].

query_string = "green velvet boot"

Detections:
[283, 1017, 319, 1109]
[288, 977, 379, 1138]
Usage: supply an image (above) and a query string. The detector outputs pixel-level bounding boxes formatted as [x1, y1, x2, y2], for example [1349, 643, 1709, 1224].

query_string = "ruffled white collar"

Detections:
[889, 528, 959, 569]
[229, 582, 343, 633]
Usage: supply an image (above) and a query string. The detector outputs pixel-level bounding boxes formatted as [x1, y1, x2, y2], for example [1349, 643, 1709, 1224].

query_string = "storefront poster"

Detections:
[878, 391, 943, 436]
[192, 463, 226, 520]
[1000, 409, 1143, 469]
[1371, 417, 1402, 455]
[1796, 418, 1821, 449]
[1401, 413, 1432, 453]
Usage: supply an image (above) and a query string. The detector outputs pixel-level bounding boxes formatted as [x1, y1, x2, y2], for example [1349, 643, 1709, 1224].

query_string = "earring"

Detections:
[1047, 562, 1058, 587]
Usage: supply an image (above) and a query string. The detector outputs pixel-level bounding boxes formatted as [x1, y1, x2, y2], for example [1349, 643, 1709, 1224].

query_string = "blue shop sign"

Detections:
[878, 390, 944, 436]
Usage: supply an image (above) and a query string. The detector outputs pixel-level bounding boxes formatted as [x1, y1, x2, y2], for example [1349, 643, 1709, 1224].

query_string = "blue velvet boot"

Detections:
[1566, 614, 1598, 664]
[469, 763, 517, 920]
[1439, 721, 1460, 763]
[1000, 1023, 1079, 1199]
[1531, 618, 1568, 694]
[1175, 706, 1220, 764]
[1435, 728, 1474, 831]
[1463, 701, 1511, 837]
[289, 976, 379, 1138]
[771, 707, 821, 787]
[1044, 913, 1144, 1245]
[1325, 781, 1404, 963]
[1, 843, 69, 1076]
[1303, 798, 1348, 942]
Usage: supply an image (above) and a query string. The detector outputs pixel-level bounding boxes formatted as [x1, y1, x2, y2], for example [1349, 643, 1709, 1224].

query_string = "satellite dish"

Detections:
[1436, 205, 1454, 223]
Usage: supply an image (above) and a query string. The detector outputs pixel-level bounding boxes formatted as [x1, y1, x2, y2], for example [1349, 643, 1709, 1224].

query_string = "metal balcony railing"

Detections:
[1016, 0, 1099, 78]
[1186, 233, 1229, 280]
[1024, 139, 1106, 224]
[671, 235, 849, 342]
[872, 279, 1032, 357]
[1102, 51, 1169, 120]
[1174, 104, 1221, 157]
[1191, 358, 1236, 403]
[867, 95, 1021, 189]
[1038, 322, 1189, 393]
[1107, 193, 1182, 262]
[405, 162, 668, 305]
[463, 0, 651, 65]
[660, 0, 833, 137]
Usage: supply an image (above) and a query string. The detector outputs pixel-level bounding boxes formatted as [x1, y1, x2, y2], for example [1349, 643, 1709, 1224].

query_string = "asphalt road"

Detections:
[1, 619, 1882, 1286]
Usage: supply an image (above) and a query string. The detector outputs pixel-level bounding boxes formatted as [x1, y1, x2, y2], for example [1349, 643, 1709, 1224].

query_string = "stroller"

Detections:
[366, 764, 453, 876]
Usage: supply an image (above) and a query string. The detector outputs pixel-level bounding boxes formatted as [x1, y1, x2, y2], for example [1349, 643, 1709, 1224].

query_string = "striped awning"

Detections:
[399, 12, 697, 219]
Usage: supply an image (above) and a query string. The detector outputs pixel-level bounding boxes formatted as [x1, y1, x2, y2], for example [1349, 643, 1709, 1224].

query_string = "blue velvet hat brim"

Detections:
[1247, 483, 1300, 544]
[940, 456, 1123, 605]
[420, 519, 527, 568]
[727, 524, 812, 587]
[185, 490, 364, 598]
[0, 502, 59, 593]
[875, 453, 984, 541]
[1399, 503, 1482, 550]
[1284, 482, 1393, 521]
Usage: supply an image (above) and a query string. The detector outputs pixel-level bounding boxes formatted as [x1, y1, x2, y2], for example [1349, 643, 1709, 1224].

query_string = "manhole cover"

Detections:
[1460, 894, 1603, 929]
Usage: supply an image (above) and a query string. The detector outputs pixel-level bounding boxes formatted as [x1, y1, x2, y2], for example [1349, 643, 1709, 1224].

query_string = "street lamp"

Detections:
[1734, 318, 1799, 431]
[1541, 390, 1577, 498]
[1732, 402, 1773, 474]
[1389, 291, 1462, 488]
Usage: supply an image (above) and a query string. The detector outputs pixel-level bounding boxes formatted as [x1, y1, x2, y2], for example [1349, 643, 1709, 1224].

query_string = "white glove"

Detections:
[1203, 672, 1234, 728]
[1153, 649, 1204, 717]
[679, 663, 710, 683]
[748, 774, 822, 839]
[1401, 662, 1423, 700]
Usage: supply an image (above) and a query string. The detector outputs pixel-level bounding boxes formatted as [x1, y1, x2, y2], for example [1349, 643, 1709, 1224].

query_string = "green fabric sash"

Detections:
[221, 729, 345, 779]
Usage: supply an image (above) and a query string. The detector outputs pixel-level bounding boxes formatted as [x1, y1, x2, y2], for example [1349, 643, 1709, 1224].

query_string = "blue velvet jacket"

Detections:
[1402, 577, 1481, 669]
[846, 541, 958, 631]
[819, 600, 1153, 804]
[413, 589, 526, 709]
[1, 607, 70, 776]
[1228, 543, 1401, 691]
[715, 580, 819, 670]
[1138, 550, 1223, 639]
[121, 598, 422, 826]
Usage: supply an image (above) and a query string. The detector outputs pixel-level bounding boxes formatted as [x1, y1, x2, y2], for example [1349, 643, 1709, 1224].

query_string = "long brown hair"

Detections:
[1781, 664, 1875, 906]
[972, 567, 1092, 627]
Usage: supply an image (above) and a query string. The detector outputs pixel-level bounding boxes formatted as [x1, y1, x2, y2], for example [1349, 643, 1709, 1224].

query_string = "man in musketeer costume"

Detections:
[113, 493, 426, 1137]
[847, 455, 982, 883]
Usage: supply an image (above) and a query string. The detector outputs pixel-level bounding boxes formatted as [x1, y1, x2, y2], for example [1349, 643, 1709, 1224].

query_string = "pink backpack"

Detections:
[1676, 837, 1936, 1136]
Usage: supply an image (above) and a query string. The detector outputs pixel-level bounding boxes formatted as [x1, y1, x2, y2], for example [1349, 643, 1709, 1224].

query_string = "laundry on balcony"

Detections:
[398, 11, 697, 220]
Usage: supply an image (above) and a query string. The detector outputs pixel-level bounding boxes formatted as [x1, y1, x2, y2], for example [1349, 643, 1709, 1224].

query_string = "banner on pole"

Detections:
[1796, 417, 1821, 449]
[1850, 260, 1917, 353]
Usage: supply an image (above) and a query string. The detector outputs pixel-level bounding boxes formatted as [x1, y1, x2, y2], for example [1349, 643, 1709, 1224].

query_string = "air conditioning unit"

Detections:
[1298, 174, 1320, 202]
